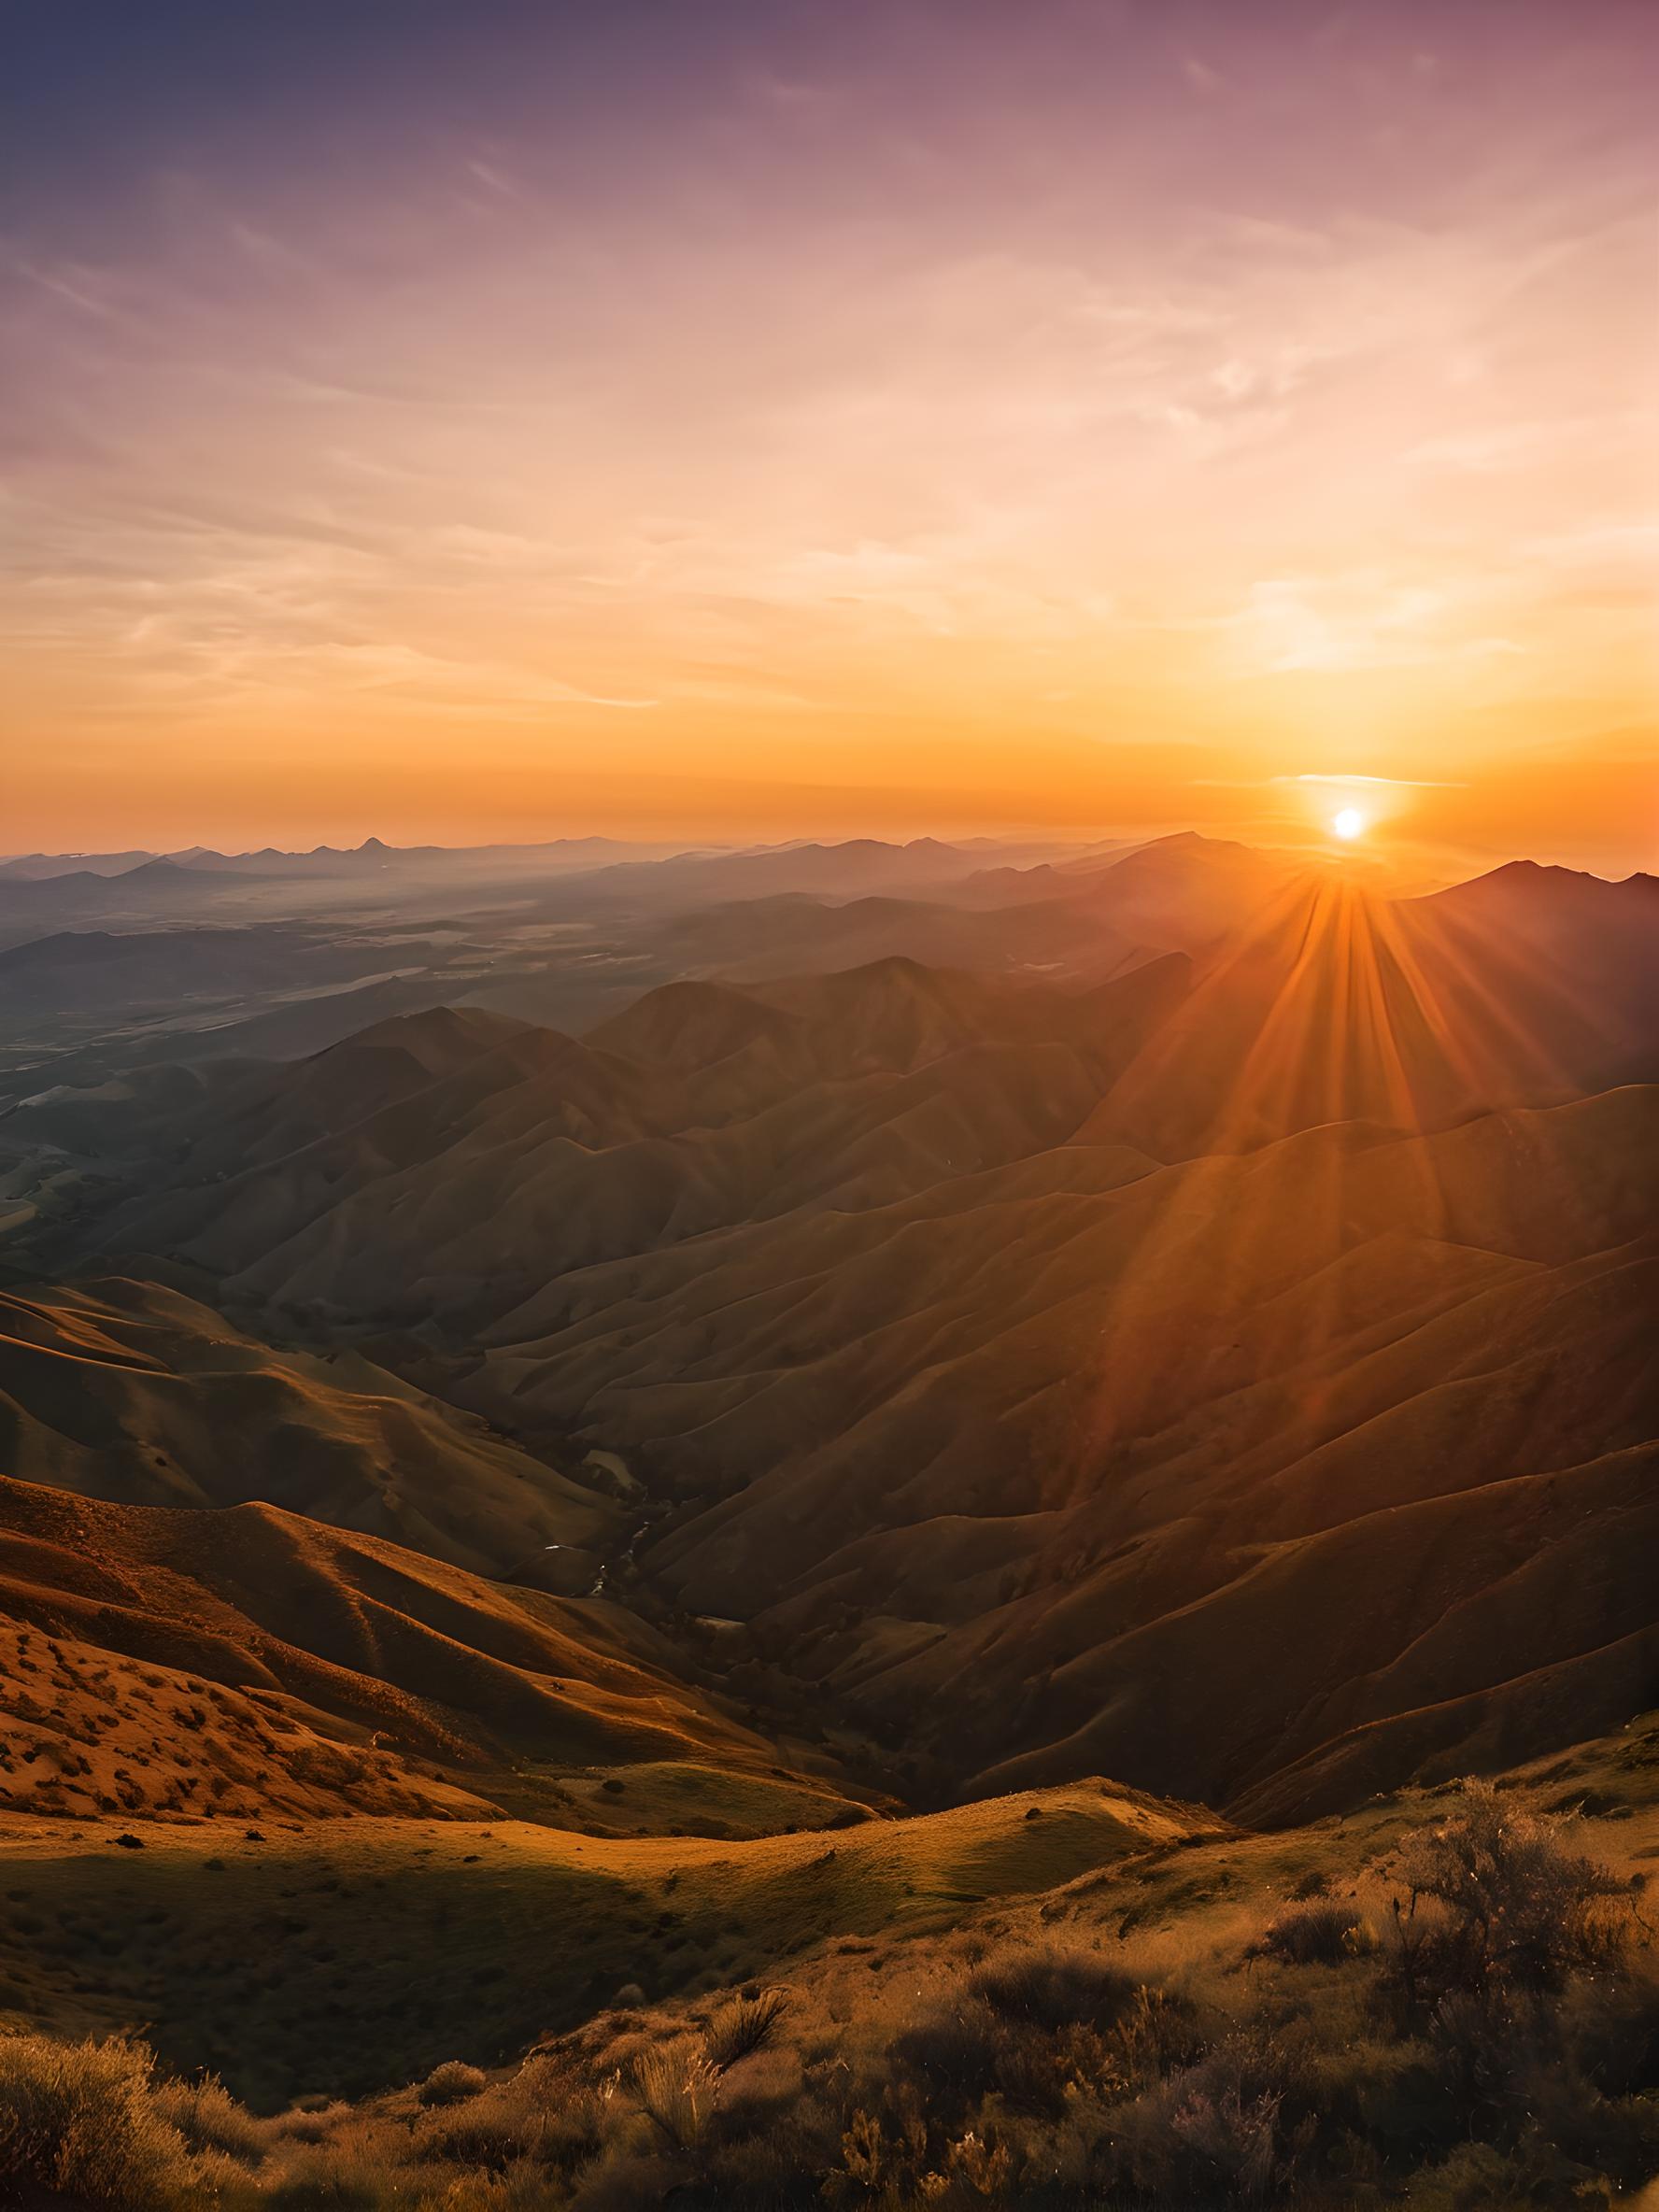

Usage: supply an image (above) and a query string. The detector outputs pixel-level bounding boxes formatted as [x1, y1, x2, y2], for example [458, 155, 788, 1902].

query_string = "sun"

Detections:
[1332, 807, 1365, 841]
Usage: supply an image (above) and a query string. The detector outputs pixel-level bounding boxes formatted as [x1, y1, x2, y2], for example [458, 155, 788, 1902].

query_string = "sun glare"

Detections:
[1332, 808, 1365, 841]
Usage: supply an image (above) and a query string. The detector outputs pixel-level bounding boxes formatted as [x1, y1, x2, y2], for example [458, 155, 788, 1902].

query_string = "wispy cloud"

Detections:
[1269, 773, 1470, 789]
[1, 0, 1652, 847]
[1192, 773, 1471, 790]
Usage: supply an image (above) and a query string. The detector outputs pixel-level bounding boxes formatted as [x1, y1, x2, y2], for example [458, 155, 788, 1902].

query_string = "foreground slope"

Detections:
[1, 1713, 1654, 2209]
[0, 1776, 1218, 2105]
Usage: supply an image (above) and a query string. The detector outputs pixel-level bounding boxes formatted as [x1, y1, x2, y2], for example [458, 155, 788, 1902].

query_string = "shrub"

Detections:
[1167, 2082, 1283, 2202]
[833, 2094, 947, 2206]
[417, 2059, 489, 2107]
[968, 1946, 1135, 2031]
[1387, 1780, 1629, 2004]
[702, 1990, 787, 2071]
[1559, 1946, 1659, 2100]
[1425, 1983, 1536, 2114]
[424, 2155, 555, 2211]
[565, 2146, 688, 2208]
[630, 2048, 717, 2151]
[1406, 2140, 1548, 2210]
[888, 1956, 1148, 2134]
[1412, 1973, 1659, 2190]
[1113, 2024, 1319, 2205]
[263, 2146, 389, 2208]
[266, 2101, 354, 2147]
[1250, 1901, 1374, 1966]
[262, 2116, 428, 2207]
[887, 2008, 1002, 2118]
[0, 2031, 191, 2209]
[418, 2055, 610, 2175]
[1105, 1983, 1205, 2090]
[149, 2070, 266, 2162]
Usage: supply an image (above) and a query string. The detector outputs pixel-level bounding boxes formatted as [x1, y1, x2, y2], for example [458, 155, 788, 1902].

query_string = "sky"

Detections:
[2, 0, 1655, 866]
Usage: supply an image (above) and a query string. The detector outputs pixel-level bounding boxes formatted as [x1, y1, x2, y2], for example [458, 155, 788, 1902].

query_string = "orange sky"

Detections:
[3, 1, 1655, 870]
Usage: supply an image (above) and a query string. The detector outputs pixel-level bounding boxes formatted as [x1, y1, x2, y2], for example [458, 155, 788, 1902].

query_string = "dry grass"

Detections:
[149, 2069, 269, 2162]
[0, 2032, 195, 2210]
[0, 1780, 1195, 2111]
[629, 2045, 718, 2150]
[415, 2059, 488, 2107]
[702, 1988, 788, 2070]
[1, 1763, 1655, 2207]
[1247, 1899, 1374, 1965]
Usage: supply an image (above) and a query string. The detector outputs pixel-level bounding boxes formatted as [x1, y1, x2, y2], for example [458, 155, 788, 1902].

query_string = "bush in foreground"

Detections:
[1386, 1779, 1630, 2004]
[0, 2031, 194, 2210]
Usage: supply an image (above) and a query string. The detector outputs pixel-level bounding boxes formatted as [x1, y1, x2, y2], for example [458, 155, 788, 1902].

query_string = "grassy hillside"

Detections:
[0, 1275, 623, 1579]
[1, 1718, 1653, 2204]
[0, 1472, 876, 1834]
[475, 1085, 1658, 1814]
[0, 1780, 1217, 2108]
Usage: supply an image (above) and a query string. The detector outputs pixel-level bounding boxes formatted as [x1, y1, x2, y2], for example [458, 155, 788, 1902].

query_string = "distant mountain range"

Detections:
[0, 835, 678, 882]
[0, 832, 1127, 955]
[0, 830, 1133, 886]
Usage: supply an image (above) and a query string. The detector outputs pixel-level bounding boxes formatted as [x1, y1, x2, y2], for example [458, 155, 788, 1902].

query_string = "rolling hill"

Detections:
[0, 1275, 624, 1581]
[8, 959, 1190, 1330]
[0, 1468, 865, 1833]
[2, 853, 1653, 1832]
[471, 1084, 1657, 1814]
[666, 831, 1307, 985]
[1087, 864, 1659, 1158]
